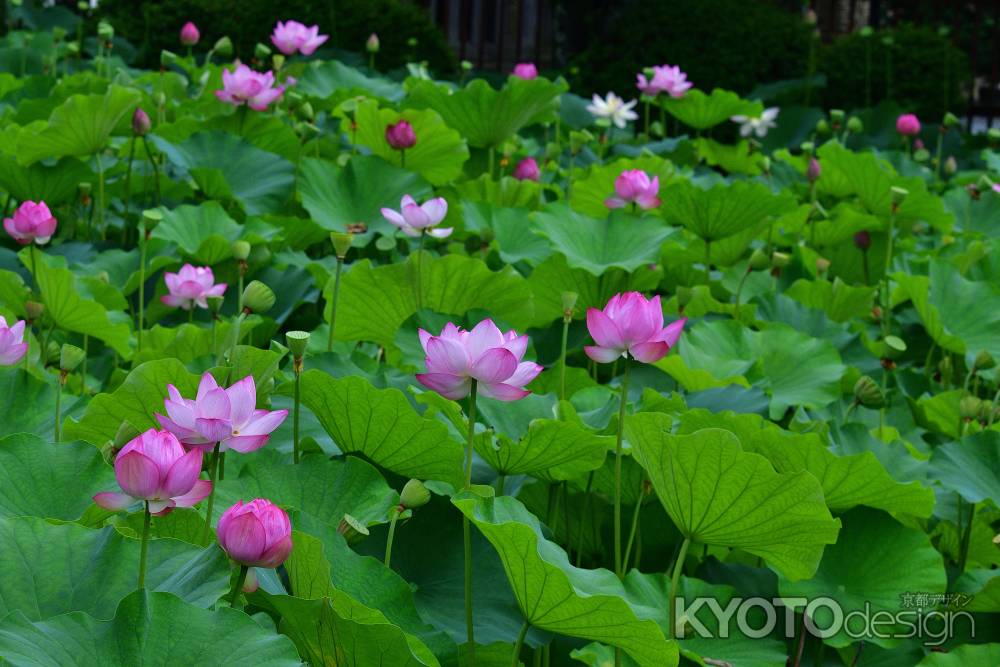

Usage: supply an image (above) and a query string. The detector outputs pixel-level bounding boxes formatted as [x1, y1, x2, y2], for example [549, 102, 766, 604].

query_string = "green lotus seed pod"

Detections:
[242, 280, 276, 314]
[771, 251, 791, 269]
[78, 182, 92, 198]
[853, 375, 885, 408]
[400, 479, 431, 509]
[461, 60, 473, 72]
[815, 119, 831, 136]
[286, 331, 310, 359]
[800, 141, 815, 154]
[561, 291, 579, 313]
[975, 350, 996, 371]
[45, 341, 61, 365]
[141, 208, 163, 231]
[206, 295, 224, 316]
[943, 156, 957, 175]
[299, 101, 315, 121]
[988, 128, 1000, 143]
[847, 117, 863, 133]
[114, 421, 141, 449]
[24, 300, 44, 321]
[59, 344, 86, 373]
[960, 395, 982, 421]
[254, 42, 272, 60]
[829, 109, 845, 124]
[213, 36, 233, 57]
[272, 54, 286, 71]
[748, 248, 770, 271]
[943, 112, 960, 129]
[338, 514, 369, 544]
[890, 186, 909, 206]
[249, 245, 271, 265]
[860, 26, 874, 37]
[913, 148, 930, 162]
[978, 400, 994, 422]
[232, 240, 251, 261]
[331, 232, 354, 259]
[160, 49, 180, 68]
[97, 20, 114, 41]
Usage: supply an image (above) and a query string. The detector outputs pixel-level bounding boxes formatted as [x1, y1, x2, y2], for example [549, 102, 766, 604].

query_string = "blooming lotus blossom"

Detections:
[416, 319, 542, 401]
[179, 22, 200, 46]
[157, 372, 288, 452]
[896, 113, 921, 136]
[731, 107, 779, 138]
[93, 429, 211, 516]
[993, 183, 1000, 195]
[512, 157, 540, 181]
[381, 195, 451, 238]
[160, 264, 226, 311]
[215, 64, 286, 111]
[636, 65, 692, 98]
[0, 316, 27, 366]
[385, 120, 417, 150]
[585, 292, 685, 364]
[586, 92, 639, 129]
[605, 170, 661, 210]
[512, 63, 538, 80]
[217, 498, 293, 568]
[270, 20, 328, 56]
[3, 200, 57, 245]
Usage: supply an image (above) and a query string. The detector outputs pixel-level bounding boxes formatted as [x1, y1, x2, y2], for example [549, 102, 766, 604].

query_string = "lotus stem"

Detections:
[54, 371, 64, 441]
[559, 314, 570, 401]
[415, 230, 425, 311]
[511, 620, 530, 667]
[141, 136, 161, 206]
[668, 536, 692, 639]
[202, 443, 221, 544]
[95, 152, 106, 240]
[463, 379, 478, 666]
[384, 506, 400, 568]
[613, 358, 631, 579]
[229, 565, 249, 608]
[293, 356, 302, 464]
[138, 501, 151, 590]
[574, 471, 595, 567]
[123, 136, 136, 246]
[622, 489, 644, 569]
[957, 499, 975, 574]
[138, 222, 147, 352]
[326, 256, 344, 352]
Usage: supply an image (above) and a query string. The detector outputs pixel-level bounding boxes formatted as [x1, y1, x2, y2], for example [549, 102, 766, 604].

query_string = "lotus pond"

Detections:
[0, 10, 998, 667]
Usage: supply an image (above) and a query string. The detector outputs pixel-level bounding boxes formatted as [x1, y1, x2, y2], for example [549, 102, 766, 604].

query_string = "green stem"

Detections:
[659, 104, 666, 138]
[141, 136, 161, 206]
[668, 537, 692, 639]
[558, 315, 570, 401]
[229, 565, 249, 608]
[704, 240, 711, 286]
[488, 146, 495, 180]
[137, 223, 146, 352]
[327, 257, 344, 352]
[464, 381, 479, 487]
[384, 507, 400, 567]
[842, 401, 859, 424]
[188, 307, 194, 324]
[464, 380, 478, 666]
[81, 335, 88, 393]
[54, 376, 63, 441]
[95, 152, 106, 240]
[643, 100, 650, 137]
[733, 269, 750, 320]
[293, 361, 302, 464]
[511, 620, 530, 667]
[138, 501, 151, 589]
[957, 500, 975, 574]
[202, 443, 221, 544]
[415, 230, 425, 311]
[574, 471, 595, 567]
[622, 490, 644, 570]
[497, 474, 506, 495]
[613, 358, 631, 578]
[934, 130, 944, 184]
[400, 149, 406, 169]
[123, 136, 136, 245]
[567, 153, 575, 202]
[29, 244, 37, 292]
[237, 272, 244, 315]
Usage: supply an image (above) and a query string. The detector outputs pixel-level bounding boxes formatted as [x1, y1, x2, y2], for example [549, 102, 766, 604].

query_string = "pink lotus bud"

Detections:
[217, 498, 293, 568]
[512, 157, 540, 181]
[93, 429, 212, 516]
[806, 157, 821, 182]
[179, 22, 200, 47]
[3, 200, 57, 246]
[271, 20, 328, 56]
[585, 292, 685, 364]
[896, 113, 921, 137]
[381, 195, 451, 239]
[385, 120, 417, 150]
[215, 64, 286, 111]
[512, 63, 538, 80]
[416, 319, 542, 401]
[605, 170, 661, 210]
[132, 107, 151, 136]
[0, 316, 28, 366]
[854, 230, 871, 250]
[913, 138, 925, 151]
[160, 264, 226, 311]
[366, 33, 380, 53]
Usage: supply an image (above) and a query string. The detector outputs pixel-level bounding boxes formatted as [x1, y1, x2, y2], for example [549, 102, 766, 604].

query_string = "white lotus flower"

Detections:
[586, 92, 639, 129]
[730, 107, 780, 138]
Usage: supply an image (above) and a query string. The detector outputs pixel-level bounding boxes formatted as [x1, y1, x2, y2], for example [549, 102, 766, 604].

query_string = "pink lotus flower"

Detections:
[512, 63, 538, 80]
[806, 157, 821, 182]
[896, 114, 921, 137]
[4, 200, 57, 245]
[215, 64, 286, 111]
[416, 320, 542, 401]
[270, 20, 328, 56]
[512, 157, 540, 181]
[179, 22, 200, 47]
[585, 292, 685, 364]
[385, 120, 417, 150]
[160, 264, 226, 311]
[132, 107, 151, 136]
[217, 498, 293, 568]
[993, 183, 1000, 195]
[636, 65, 692, 98]
[0, 316, 28, 366]
[157, 372, 288, 453]
[93, 429, 211, 516]
[605, 170, 661, 210]
[381, 195, 451, 238]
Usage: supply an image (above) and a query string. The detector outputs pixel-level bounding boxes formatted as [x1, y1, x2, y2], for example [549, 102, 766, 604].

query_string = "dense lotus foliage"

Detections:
[1, 8, 1000, 667]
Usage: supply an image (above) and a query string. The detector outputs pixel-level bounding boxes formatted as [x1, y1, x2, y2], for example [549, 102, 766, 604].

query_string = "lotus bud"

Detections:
[25, 300, 44, 321]
[338, 514, 369, 544]
[806, 157, 821, 183]
[97, 20, 114, 41]
[217, 499, 292, 568]
[815, 119, 831, 136]
[816, 256, 831, 274]
[59, 344, 85, 373]
[298, 101, 315, 121]
[206, 295, 224, 317]
[214, 36, 233, 57]
[771, 251, 791, 269]
[45, 340, 60, 365]
[943, 156, 957, 175]
[847, 117, 863, 134]
[132, 108, 151, 136]
[385, 120, 417, 150]
[254, 43, 272, 61]
[974, 350, 996, 371]
[366, 33, 380, 54]
[960, 395, 982, 421]
[242, 280, 275, 314]
[913, 148, 930, 163]
[286, 331, 310, 360]
[232, 240, 251, 261]
[331, 232, 354, 259]
[561, 291, 578, 318]
[748, 248, 770, 271]
[853, 375, 885, 408]
[179, 21, 199, 46]
[943, 112, 960, 130]
[853, 230, 871, 251]
[399, 479, 431, 510]
[461, 60, 473, 72]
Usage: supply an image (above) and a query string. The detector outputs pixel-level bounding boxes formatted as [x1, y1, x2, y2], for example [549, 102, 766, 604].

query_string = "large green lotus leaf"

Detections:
[73, 244, 176, 299]
[152, 131, 295, 215]
[953, 569, 1000, 612]
[816, 141, 893, 215]
[0, 368, 86, 441]
[943, 187, 1000, 237]
[0, 590, 301, 666]
[20, 248, 130, 356]
[0, 517, 230, 620]
[151, 201, 243, 265]
[677, 319, 756, 380]
[928, 431, 1000, 506]
[0, 154, 91, 205]
[297, 59, 405, 102]
[892, 176, 954, 232]
[532, 205, 674, 276]
[406, 77, 567, 148]
[662, 89, 761, 130]
[569, 155, 673, 219]
[454, 173, 543, 209]
[454, 493, 679, 667]
[332, 253, 535, 347]
[779, 507, 946, 648]
[289, 370, 463, 487]
[659, 179, 796, 242]
[298, 156, 432, 237]
[475, 418, 610, 480]
[694, 138, 763, 176]
[751, 323, 846, 419]
[15, 85, 141, 164]
[0, 434, 114, 521]
[463, 201, 551, 265]
[916, 645, 1000, 667]
[353, 100, 469, 185]
[785, 277, 877, 323]
[64, 359, 202, 446]
[158, 112, 302, 163]
[626, 416, 840, 580]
